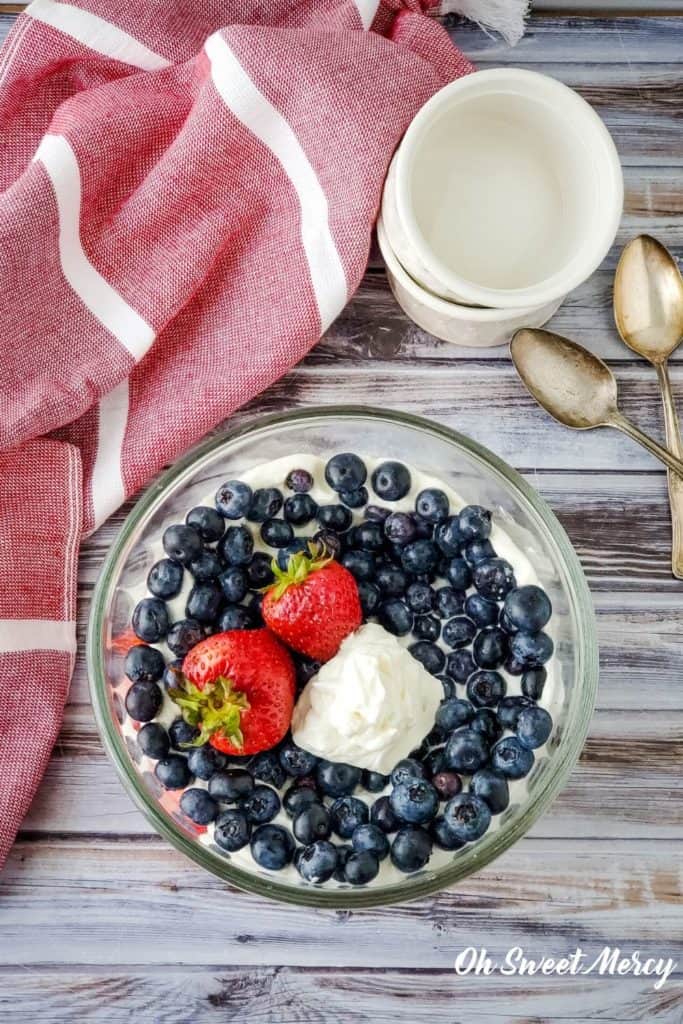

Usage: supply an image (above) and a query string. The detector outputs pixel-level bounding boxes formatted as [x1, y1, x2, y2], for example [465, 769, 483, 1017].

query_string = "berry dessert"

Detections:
[117, 453, 558, 889]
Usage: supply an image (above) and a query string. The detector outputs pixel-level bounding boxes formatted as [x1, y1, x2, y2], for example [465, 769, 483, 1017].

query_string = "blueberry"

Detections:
[443, 792, 491, 842]
[246, 552, 276, 589]
[283, 493, 317, 526]
[384, 512, 417, 546]
[444, 649, 476, 683]
[341, 486, 369, 508]
[352, 823, 389, 860]
[521, 667, 548, 701]
[438, 675, 455, 700]
[137, 722, 169, 759]
[215, 480, 252, 519]
[491, 736, 534, 779]
[516, 706, 553, 749]
[283, 784, 320, 818]
[465, 594, 499, 628]
[435, 586, 465, 619]
[445, 558, 471, 591]
[378, 598, 413, 636]
[341, 549, 376, 581]
[376, 565, 408, 597]
[473, 558, 516, 601]
[162, 524, 203, 566]
[497, 695, 534, 730]
[285, 468, 314, 493]
[186, 505, 225, 542]
[466, 670, 505, 708]
[430, 815, 466, 850]
[508, 630, 554, 670]
[236, 785, 280, 826]
[423, 747, 446, 777]
[444, 728, 490, 774]
[245, 824, 291, 877]
[361, 770, 389, 793]
[125, 644, 165, 683]
[274, 540, 309, 573]
[162, 659, 183, 689]
[297, 840, 338, 883]
[249, 750, 287, 789]
[208, 769, 254, 802]
[188, 744, 226, 780]
[356, 522, 387, 552]
[313, 530, 342, 557]
[168, 717, 200, 748]
[217, 605, 254, 631]
[401, 539, 440, 575]
[434, 516, 463, 557]
[132, 597, 169, 643]
[432, 771, 462, 800]
[358, 580, 381, 616]
[248, 488, 283, 523]
[261, 518, 294, 548]
[330, 796, 369, 839]
[218, 566, 248, 604]
[214, 808, 251, 851]
[317, 504, 353, 532]
[279, 740, 318, 778]
[317, 760, 362, 798]
[458, 505, 492, 542]
[504, 585, 552, 633]
[413, 614, 441, 642]
[409, 641, 445, 675]
[442, 616, 476, 649]
[471, 768, 510, 814]
[185, 582, 223, 624]
[189, 550, 223, 582]
[472, 627, 508, 670]
[155, 755, 191, 790]
[390, 758, 425, 787]
[325, 453, 367, 492]
[180, 788, 218, 825]
[344, 850, 380, 885]
[147, 558, 183, 599]
[436, 698, 475, 732]
[405, 582, 435, 615]
[125, 680, 162, 722]
[371, 461, 411, 501]
[390, 779, 439, 825]
[293, 803, 331, 844]
[471, 708, 503, 744]
[294, 655, 322, 688]
[463, 539, 496, 566]
[371, 795, 400, 833]
[365, 504, 392, 523]
[415, 489, 449, 524]
[218, 525, 254, 566]
[390, 827, 433, 873]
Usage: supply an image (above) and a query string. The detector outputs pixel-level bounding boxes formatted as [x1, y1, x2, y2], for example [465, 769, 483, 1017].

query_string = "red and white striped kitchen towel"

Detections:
[0, 0, 473, 865]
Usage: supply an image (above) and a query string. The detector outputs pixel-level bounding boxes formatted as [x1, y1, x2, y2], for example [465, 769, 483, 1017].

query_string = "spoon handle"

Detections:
[656, 361, 683, 579]
[609, 411, 683, 479]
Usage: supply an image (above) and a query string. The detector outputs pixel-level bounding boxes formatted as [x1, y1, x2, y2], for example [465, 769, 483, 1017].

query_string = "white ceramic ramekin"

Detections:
[377, 216, 563, 348]
[388, 68, 623, 310]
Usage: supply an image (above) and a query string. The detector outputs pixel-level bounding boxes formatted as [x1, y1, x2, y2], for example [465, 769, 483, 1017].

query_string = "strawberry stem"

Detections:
[267, 540, 333, 601]
[168, 674, 250, 748]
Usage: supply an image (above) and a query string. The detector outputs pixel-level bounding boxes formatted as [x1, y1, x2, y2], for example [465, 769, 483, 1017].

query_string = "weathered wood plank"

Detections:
[0, 967, 680, 1024]
[19, 708, 683, 839]
[1, 838, 680, 968]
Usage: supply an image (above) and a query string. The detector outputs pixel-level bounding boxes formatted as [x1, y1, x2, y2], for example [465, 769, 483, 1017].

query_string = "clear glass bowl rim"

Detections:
[87, 405, 599, 909]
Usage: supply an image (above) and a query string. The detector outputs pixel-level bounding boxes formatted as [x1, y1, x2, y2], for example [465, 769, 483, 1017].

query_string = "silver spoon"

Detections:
[510, 328, 683, 478]
[614, 235, 683, 578]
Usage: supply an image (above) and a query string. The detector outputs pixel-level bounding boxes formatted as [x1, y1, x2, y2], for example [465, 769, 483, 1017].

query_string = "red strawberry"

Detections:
[262, 544, 362, 662]
[169, 629, 296, 755]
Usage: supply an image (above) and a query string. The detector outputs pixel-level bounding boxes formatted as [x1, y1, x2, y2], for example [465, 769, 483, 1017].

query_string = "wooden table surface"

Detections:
[1, 7, 682, 1023]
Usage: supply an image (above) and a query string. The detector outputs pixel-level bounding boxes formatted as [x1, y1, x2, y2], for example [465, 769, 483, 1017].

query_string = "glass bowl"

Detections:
[87, 406, 598, 908]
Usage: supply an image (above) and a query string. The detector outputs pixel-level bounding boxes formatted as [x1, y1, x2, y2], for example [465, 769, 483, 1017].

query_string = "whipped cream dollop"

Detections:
[291, 623, 443, 775]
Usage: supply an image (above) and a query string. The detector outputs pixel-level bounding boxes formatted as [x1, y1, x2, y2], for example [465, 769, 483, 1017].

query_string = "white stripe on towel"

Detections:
[352, 0, 380, 30]
[0, 619, 77, 655]
[91, 380, 130, 529]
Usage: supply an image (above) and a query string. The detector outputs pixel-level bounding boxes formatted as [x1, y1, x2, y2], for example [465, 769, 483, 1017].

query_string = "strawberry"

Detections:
[169, 629, 296, 755]
[262, 543, 362, 662]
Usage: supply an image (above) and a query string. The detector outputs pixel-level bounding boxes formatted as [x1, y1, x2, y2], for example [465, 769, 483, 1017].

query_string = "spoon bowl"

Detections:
[614, 235, 683, 364]
[510, 328, 619, 429]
